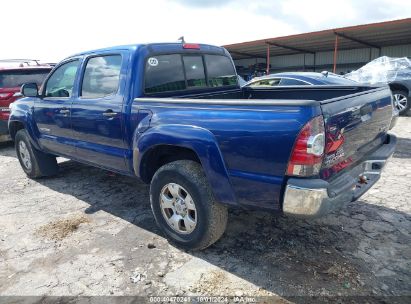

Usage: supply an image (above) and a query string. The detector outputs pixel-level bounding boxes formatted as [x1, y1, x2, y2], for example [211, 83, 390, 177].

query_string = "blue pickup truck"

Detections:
[9, 43, 396, 250]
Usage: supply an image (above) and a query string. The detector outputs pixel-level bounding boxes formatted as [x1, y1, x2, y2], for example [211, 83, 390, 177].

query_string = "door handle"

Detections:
[59, 109, 70, 115]
[102, 110, 118, 117]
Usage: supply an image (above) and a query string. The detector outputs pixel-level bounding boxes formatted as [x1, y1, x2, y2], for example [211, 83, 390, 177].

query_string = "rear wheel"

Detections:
[392, 90, 410, 115]
[15, 129, 58, 178]
[150, 160, 228, 250]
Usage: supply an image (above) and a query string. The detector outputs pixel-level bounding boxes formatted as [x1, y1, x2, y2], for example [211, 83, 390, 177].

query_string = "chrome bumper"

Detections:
[283, 134, 396, 218]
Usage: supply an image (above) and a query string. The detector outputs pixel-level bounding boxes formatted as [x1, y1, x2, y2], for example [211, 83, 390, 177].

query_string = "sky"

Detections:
[2, 0, 411, 62]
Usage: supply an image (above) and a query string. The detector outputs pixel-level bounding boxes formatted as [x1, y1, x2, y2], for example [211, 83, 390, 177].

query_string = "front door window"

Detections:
[44, 60, 80, 98]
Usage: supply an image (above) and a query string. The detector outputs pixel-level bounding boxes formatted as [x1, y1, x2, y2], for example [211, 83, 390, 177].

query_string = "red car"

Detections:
[0, 61, 52, 142]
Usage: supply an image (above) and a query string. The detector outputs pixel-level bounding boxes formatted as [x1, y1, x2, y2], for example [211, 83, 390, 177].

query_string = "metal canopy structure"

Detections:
[223, 18, 411, 73]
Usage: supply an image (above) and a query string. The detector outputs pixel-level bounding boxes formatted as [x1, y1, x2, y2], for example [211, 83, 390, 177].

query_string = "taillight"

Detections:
[286, 116, 325, 177]
[0, 107, 11, 121]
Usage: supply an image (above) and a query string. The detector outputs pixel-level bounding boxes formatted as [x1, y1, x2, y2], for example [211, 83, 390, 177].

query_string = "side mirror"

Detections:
[21, 83, 39, 97]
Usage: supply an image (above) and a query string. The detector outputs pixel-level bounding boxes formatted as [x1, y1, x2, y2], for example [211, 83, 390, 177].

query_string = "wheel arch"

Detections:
[8, 120, 25, 141]
[139, 145, 201, 183]
[389, 82, 409, 95]
[133, 125, 237, 206]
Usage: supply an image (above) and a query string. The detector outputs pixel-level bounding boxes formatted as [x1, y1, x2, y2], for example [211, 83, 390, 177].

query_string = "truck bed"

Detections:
[134, 85, 393, 210]
[176, 84, 394, 181]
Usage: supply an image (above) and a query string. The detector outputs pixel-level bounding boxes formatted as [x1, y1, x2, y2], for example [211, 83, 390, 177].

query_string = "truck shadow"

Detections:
[31, 159, 410, 298]
[394, 136, 411, 159]
[0, 141, 14, 151]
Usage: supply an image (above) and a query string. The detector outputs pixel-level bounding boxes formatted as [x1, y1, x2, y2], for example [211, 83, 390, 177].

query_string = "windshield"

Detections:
[0, 69, 51, 88]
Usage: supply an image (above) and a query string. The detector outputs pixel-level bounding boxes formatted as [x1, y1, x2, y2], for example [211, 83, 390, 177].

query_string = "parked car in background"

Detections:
[243, 71, 359, 87]
[345, 56, 411, 115]
[10, 43, 396, 250]
[0, 61, 52, 142]
[244, 71, 399, 129]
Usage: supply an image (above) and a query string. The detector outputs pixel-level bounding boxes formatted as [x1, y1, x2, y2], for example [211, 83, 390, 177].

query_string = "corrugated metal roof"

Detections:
[223, 18, 411, 59]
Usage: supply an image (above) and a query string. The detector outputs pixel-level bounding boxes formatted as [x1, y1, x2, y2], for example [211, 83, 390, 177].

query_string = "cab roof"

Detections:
[71, 43, 228, 58]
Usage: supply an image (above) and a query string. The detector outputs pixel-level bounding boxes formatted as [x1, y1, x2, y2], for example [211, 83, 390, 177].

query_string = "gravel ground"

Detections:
[0, 118, 410, 302]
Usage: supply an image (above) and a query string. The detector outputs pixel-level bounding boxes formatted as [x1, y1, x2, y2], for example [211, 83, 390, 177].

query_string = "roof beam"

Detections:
[228, 50, 266, 59]
[265, 41, 315, 54]
[334, 31, 381, 49]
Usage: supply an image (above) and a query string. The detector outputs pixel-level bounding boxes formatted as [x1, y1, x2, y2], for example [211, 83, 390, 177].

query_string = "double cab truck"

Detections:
[9, 43, 396, 250]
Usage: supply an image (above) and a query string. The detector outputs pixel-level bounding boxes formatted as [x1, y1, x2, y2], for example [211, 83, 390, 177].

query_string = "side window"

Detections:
[183, 56, 206, 88]
[279, 78, 309, 86]
[249, 78, 280, 87]
[45, 60, 80, 97]
[145, 54, 186, 93]
[81, 55, 122, 98]
[204, 55, 237, 87]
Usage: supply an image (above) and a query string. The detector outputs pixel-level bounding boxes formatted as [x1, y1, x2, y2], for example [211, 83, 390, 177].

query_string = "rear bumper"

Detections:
[283, 134, 397, 218]
[0, 120, 11, 142]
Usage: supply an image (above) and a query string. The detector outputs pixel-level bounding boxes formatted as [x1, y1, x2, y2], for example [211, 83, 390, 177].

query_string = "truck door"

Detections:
[70, 52, 129, 171]
[33, 59, 80, 155]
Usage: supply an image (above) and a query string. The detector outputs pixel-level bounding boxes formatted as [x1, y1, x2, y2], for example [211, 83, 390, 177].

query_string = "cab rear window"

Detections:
[144, 54, 237, 94]
[145, 55, 186, 93]
[204, 55, 237, 87]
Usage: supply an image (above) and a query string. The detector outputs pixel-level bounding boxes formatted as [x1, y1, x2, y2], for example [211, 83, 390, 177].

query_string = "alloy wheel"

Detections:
[19, 141, 32, 171]
[393, 93, 408, 112]
[159, 183, 197, 234]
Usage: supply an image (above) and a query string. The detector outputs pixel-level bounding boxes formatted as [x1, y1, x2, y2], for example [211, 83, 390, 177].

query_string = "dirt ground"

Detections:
[0, 118, 410, 302]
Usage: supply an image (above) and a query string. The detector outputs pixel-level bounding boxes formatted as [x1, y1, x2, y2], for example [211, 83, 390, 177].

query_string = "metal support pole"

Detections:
[313, 53, 316, 72]
[303, 54, 306, 71]
[333, 35, 338, 73]
[266, 44, 270, 75]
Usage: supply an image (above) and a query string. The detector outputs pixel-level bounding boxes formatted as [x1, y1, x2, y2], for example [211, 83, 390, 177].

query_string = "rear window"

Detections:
[316, 74, 358, 85]
[144, 54, 237, 94]
[0, 69, 51, 88]
[145, 55, 186, 93]
[204, 55, 237, 87]
[183, 56, 206, 88]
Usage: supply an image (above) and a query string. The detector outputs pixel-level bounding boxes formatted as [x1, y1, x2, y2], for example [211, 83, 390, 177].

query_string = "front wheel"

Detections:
[392, 90, 410, 115]
[15, 129, 58, 178]
[150, 160, 228, 250]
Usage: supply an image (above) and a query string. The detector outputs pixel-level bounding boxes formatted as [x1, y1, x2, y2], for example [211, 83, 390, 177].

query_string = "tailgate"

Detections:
[320, 86, 393, 180]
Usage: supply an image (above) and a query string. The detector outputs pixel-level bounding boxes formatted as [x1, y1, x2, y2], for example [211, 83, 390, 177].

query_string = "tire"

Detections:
[150, 160, 228, 250]
[15, 129, 58, 178]
[392, 90, 410, 116]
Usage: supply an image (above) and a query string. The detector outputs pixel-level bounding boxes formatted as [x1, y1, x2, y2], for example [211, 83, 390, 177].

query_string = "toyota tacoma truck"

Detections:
[9, 43, 396, 250]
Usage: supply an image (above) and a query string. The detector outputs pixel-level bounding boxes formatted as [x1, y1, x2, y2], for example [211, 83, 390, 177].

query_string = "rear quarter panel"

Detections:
[132, 101, 321, 210]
